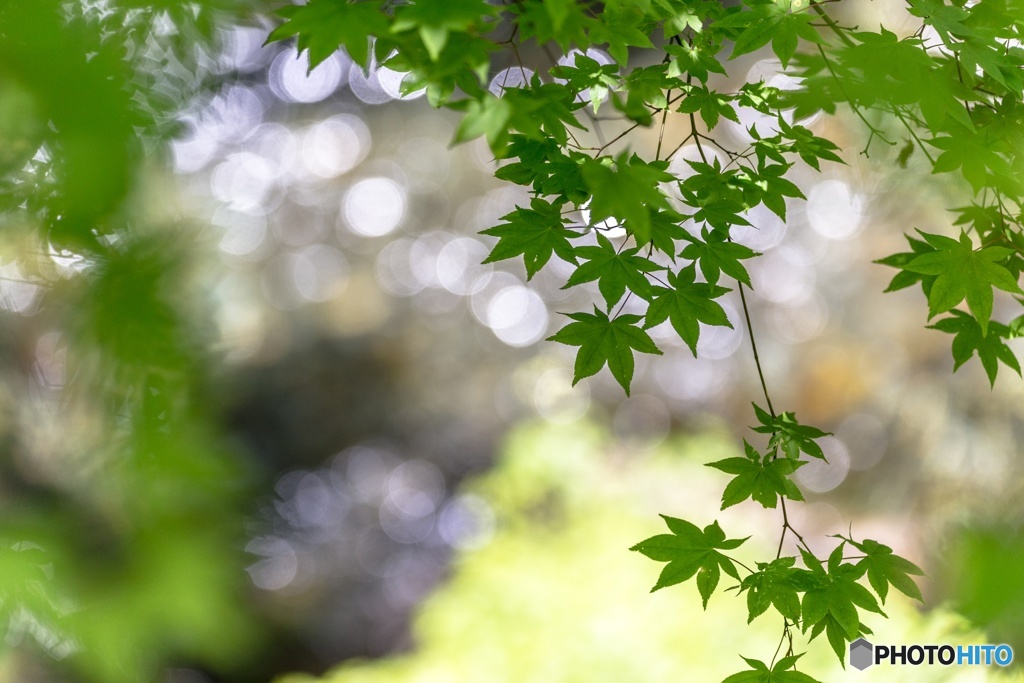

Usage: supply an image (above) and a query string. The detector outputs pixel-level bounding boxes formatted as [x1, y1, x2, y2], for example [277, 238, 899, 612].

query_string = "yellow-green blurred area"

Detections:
[280, 422, 1024, 683]
[0, 0, 1022, 682]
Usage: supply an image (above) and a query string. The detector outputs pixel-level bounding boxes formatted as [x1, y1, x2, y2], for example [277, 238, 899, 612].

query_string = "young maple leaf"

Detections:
[751, 403, 830, 460]
[929, 311, 1021, 386]
[562, 232, 661, 309]
[644, 263, 732, 355]
[581, 153, 674, 245]
[630, 516, 748, 607]
[739, 557, 803, 624]
[679, 229, 759, 286]
[796, 544, 884, 666]
[266, 0, 390, 70]
[838, 536, 925, 603]
[547, 308, 661, 394]
[722, 654, 822, 683]
[905, 230, 1022, 335]
[481, 198, 579, 279]
[706, 440, 805, 510]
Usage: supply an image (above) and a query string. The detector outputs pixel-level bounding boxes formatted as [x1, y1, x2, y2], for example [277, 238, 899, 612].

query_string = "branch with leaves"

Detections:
[267, 0, 1023, 678]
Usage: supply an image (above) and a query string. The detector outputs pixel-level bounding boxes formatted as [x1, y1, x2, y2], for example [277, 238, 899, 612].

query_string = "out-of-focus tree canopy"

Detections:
[0, 2, 273, 681]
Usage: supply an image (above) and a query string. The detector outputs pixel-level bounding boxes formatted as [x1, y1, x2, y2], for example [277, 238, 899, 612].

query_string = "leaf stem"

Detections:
[737, 282, 774, 417]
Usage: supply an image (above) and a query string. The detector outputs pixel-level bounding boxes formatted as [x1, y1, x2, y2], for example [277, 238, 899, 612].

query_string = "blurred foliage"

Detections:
[278, 421, 1023, 683]
[0, 0, 1020, 681]
[0, 1, 275, 681]
[939, 524, 1024, 656]
[0, 0, 251, 248]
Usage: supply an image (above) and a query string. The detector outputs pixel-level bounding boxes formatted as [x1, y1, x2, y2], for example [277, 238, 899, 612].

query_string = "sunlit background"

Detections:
[0, 1, 1022, 682]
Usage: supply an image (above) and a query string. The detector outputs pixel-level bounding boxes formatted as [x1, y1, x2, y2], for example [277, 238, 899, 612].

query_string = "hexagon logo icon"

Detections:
[850, 638, 874, 670]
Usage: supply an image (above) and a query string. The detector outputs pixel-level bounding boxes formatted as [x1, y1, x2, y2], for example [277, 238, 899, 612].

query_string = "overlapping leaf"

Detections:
[714, 0, 823, 68]
[797, 544, 884, 666]
[581, 154, 674, 245]
[904, 230, 1022, 335]
[842, 537, 924, 604]
[929, 311, 1022, 386]
[481, 198, 579, 279]
[740, 556, 803, 623]
[643, 264, 732, 355]
[751, 403, 830, 461]
[706, 441, 805, 510]
[266, 0, 391, 69]
[677, 85, 739, 130]
[563, 232, 661, 309]
[392, 0, 496, 61]
[680, 229, 759, 286]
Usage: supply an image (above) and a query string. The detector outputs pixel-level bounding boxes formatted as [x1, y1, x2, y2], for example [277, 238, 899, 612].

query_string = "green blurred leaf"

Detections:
[267, 0, 391, 70]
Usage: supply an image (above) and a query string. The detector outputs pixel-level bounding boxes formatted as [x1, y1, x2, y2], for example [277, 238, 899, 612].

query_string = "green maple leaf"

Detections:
[503, 80, 587, 146]
[928, 133, 1012, 192]
[750, 163, 805, 221]
[904, 230, 1022, 336]
[266, 0, 391, 70]
[481, 198, 579, 279]
[646, 207, 690, 257]
[384, 32, 494, 107]
[842, 537, 924, 604]
[615, 63, 681, 125]
[563, 232, 661, 309]
[581, 153, 674, 246]
[586, 4, 655, 65]
[907, 0, 973, 43]
[797, 545, 884, 666]
[547, 308, 662, 394]
[929, 311, 1022, 386]
[630, 516, 748, 607]
[541, 0, 574, 31]
[676, 85, 740, 130]
[958, 39, 1012, 89]
[713, 1, 823, 68]
[494, 136, 589, 204]
[652, 0, 710, 36]
[675, 159, 752, 231]
[549, 52, 619, 114]
[777, 119, 844, 171]
[679, 230, 759, 287]
[751, 403, 830, 461]
[740, 556, 803, 623]
[514, 0, 595, 52]
[874, 233, 939, 293]
[706, 441, 805, 510]
[643, 264, 731, 355]
[392, 0, 495, 61]
[664, 40, 728, 84]
[453, 93, 512, 151]
[722, 654, 822, 683]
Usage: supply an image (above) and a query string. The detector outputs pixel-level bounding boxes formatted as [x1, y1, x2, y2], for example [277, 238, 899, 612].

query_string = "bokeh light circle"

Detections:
[269, 49, 347, 103]
[343, 177, 407, 237]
